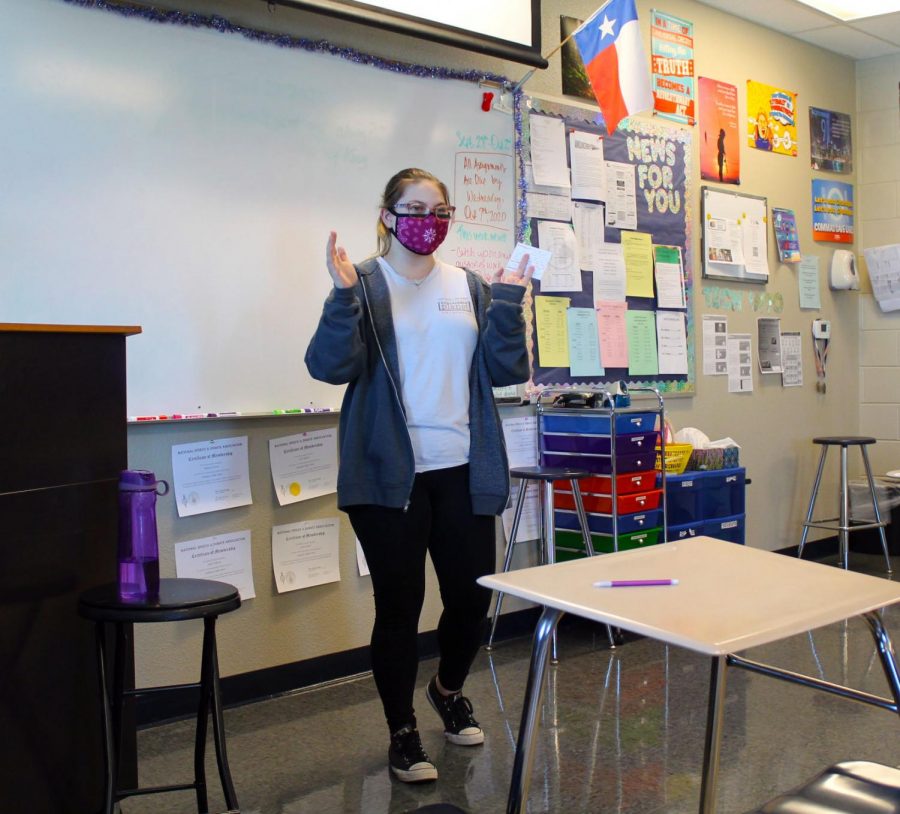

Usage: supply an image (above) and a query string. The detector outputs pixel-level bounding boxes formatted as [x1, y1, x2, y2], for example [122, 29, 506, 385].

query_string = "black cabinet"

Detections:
[0, 324, 139, 812]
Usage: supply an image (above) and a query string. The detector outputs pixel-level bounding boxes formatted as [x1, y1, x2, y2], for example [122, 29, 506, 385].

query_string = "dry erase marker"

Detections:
[593, 579, 679, 588]
[133, 416, 157, 421]
[183, 413, 206, 419]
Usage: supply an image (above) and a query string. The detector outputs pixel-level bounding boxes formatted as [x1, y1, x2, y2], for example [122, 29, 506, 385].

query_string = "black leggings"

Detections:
[347, 464, 496, 734]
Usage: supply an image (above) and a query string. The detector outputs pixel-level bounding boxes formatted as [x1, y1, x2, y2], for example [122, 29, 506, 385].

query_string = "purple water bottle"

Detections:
[117, 469, 169, 601]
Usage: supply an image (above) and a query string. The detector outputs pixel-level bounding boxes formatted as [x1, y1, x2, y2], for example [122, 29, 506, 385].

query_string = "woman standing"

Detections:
[305, 168, 532, 783]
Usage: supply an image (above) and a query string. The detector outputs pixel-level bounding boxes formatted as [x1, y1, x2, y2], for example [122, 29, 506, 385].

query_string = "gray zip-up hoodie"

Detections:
[305, 257, 530, 516]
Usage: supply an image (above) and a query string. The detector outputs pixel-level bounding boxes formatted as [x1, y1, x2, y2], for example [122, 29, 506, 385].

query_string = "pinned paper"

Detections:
[535, 296, 571, 367]
[621, 231, 655, 298]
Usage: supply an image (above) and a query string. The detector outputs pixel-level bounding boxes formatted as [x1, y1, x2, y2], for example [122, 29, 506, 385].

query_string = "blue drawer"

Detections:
[541, 412, 657, 435]
[556, 508, 663, 535]
[701, 468, 746, 519]
[542, 431, 658, 455]
[703, 513, 745, 545]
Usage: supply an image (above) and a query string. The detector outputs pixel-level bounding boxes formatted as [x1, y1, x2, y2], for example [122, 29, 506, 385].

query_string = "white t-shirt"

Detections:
[378, 257, 478, 472]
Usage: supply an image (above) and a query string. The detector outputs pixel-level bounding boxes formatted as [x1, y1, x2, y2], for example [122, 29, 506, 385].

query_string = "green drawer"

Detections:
[555, 527, 663, 557]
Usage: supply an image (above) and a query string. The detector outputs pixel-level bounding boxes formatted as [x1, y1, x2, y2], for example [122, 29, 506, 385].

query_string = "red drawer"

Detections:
[552, 470, 656, 495]
[554, 488, 662, 514]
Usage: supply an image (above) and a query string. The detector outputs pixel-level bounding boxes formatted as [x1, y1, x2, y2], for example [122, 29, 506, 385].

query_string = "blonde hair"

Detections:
[376, 168, 450, 256]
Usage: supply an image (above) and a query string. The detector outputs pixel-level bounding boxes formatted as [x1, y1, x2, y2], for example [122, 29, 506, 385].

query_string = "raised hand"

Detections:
[492, 253, 535, 287]
[326, 231, 358, 289]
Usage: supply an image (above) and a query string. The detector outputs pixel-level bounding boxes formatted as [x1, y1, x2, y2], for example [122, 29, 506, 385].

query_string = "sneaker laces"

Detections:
[444, 693, 479, 731]
[392, 726, 430, 765]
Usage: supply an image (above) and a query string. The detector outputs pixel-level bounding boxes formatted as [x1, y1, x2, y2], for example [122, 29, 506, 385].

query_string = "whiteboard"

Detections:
[0, 0, 516, 415]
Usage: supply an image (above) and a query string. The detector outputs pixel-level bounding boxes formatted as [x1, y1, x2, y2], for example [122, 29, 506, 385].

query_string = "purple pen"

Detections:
[593, 579, 679, 588]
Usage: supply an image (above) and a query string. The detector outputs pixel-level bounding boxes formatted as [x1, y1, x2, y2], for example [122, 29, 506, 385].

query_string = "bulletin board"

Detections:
[522, 96, 695, 396]
[701, 187, 769, 283]
[2, 0, 517, 416]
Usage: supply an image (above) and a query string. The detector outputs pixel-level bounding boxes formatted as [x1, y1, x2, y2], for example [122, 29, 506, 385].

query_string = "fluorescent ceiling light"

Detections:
[795, 0, 900, 21]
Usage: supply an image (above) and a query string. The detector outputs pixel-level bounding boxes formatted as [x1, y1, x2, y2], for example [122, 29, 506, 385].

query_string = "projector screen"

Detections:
[273, 0, 546, 67]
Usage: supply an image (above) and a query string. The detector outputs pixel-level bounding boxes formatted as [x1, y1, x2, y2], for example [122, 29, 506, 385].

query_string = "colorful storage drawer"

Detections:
[553, 471, 658, 495]
[555, 508, 663, 535]
[664, 473, 704, 525]
[542, 431, 659, 455]
[554, 488, 662, 515]
[541, 411, 657, 435]
[555, 527, 663, 557]
[668, 521, 704, 541]
[542, 450, 655, 474]
[700, 468, 746, 518]
[703, 513, 745, 545]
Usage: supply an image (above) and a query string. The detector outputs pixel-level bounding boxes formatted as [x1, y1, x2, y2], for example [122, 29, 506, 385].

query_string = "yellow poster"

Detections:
[746, 80, 798, 157]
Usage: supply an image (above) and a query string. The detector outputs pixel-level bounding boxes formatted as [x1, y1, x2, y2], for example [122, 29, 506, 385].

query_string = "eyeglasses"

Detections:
[390, 202, 456, 220]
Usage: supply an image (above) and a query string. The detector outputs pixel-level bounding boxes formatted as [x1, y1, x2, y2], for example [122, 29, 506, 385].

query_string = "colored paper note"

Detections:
[566, 307, 604, 377]
[798, 255, 821, 309]
[621, 231, 655, 297]
[656, 311, 688, 375]
[535, 295, 571, 367]
[596, 301, 629, 368]
[625, 310, 659, 376]
[653, 245, 686, 309]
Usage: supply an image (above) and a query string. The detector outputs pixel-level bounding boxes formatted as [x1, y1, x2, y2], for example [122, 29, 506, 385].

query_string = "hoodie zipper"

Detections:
[359, 269, 416, 512]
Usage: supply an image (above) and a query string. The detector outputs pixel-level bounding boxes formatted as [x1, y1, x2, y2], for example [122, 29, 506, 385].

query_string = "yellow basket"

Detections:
[655, 443, 693, 474]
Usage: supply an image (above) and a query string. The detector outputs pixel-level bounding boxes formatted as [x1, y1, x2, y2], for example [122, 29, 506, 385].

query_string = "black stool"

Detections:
[798, 436, 892, 573]
[486, 466, 612, 659]
[78, 578, 241, 814]
[747, 761, 900, 812]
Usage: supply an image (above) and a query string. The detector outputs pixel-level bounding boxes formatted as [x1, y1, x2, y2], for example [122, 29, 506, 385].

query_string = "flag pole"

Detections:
[512, 0, 613, 93]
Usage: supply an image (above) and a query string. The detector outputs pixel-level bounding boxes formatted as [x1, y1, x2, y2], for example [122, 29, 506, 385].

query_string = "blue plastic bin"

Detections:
[667, 521, 704, 541]
[542, 450, 655, 474]
[664, 473, 704, 525]
[703, 513, 745, 545]
[542, 431, 659, 455]
[701, 468, 746, 519]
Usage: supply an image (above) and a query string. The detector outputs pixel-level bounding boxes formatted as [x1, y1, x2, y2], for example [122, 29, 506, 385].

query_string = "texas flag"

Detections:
[573, 0, 654, 134]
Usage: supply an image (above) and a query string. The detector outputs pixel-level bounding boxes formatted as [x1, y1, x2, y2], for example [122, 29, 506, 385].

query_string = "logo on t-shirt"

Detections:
[438, 297, 473, 313]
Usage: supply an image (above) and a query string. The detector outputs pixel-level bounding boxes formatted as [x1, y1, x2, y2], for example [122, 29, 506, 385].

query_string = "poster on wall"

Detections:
[650, 10, 695, 125]
[560, 15, 593, 101]
[698, 77, 740, 184]
[771, 207, 801, 263]
[746, 80, 798, 157]
[812, 180, 854, 243]
[809, 107, 852, 173]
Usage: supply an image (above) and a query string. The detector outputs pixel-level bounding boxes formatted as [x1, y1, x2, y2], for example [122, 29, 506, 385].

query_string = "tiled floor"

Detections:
[125, 552, 900, 813]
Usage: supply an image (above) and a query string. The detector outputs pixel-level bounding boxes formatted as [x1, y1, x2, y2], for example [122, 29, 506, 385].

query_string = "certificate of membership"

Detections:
[171, 436, 253, 517]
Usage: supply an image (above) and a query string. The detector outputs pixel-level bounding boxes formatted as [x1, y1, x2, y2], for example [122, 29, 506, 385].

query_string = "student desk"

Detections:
[478, 536, 900, 814]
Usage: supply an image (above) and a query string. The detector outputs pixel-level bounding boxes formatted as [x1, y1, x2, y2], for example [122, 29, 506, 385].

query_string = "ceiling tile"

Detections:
[695, 0, 837, 33]
[794, 23, 900, 58]
[851, 13, 900, 45]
